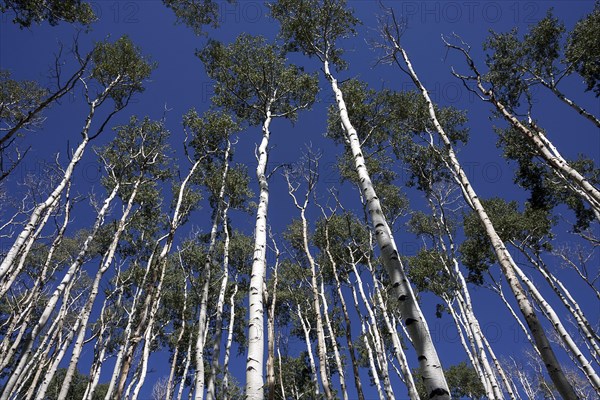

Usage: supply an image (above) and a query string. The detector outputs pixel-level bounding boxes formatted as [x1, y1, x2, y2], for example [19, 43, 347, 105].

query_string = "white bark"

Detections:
[321, 219, 365, 400]
[177, 339, 193, 400]
[222, 282, 238, 400]
[515, 244, 600, 360]
[511, 261, 600, 393]
[266, 233, 279, 400]
[350, 252, 394, 399]
[286, 168, 333, 400]
[166, 260, 189, 400]
[0, 183, 119, 400]
[323, 58, 450, 398]
[245, 104, 273, 400]
[59, 178, 140, 399]
[206, 140, 232, 400]
[373, 277, 420, 399]
[320, 280, 348, 400]
[131, 320, 158, 400]
[297, 304, 320, 397]
[0, 78, 120, 290]
[444, 38, 600, 217]
[349, 281, 384, 400]
[390, 36, 578, 399]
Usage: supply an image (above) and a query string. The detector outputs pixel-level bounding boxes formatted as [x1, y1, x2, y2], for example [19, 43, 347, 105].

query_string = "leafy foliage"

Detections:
[461, 197, 554, 284]
[566, 2, 600, 96]
[91, 36, 156, 108]
[199, 34, 318, 125]
[163, 0, 226, 35]
[0, 0, 95, 27]
[496, 123, 599, 231]
[269, 0, 360, 69]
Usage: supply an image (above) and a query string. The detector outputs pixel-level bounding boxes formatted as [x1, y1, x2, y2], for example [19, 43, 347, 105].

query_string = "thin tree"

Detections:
[377, 9, 579, 398]
[199, 33, 317, 400]
[270, 1, 450, 397]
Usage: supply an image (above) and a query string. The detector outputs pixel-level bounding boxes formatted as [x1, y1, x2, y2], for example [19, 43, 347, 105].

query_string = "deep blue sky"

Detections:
[1, 1, 599, 399]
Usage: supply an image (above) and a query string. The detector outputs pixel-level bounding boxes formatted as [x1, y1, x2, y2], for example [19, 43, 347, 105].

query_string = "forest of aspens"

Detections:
[0, 0, 599, 399]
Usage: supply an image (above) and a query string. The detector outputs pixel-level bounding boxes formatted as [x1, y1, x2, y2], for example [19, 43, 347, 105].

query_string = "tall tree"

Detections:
[270, 1, 451, 397]
[199, 33, 317, 400]
[377, 10, 581, 397]
[0, 35, 155, 296]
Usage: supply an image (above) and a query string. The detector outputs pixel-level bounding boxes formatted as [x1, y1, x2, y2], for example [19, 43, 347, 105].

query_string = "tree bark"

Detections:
[323, 58, 450, 399]
[245, 103, 273, 400]
[390, 37, 578, 399]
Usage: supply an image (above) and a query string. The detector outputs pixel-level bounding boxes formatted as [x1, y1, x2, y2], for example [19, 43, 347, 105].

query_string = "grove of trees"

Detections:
[0, 1, 598, 399]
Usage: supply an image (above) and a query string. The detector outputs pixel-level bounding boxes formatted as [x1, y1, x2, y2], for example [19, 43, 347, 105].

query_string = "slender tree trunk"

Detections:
[35, 317, 83, 400]
[167, 263, 190, 400]
[0, 78, 120, 289]
[372, 276, 420, 399]
[177, 337, 194, 400]
[206, 140, 232, 400]
[286, 171, 334, 400]
[320, 280, 348, 400]
[443, 38, 600, 217]
[266, 235, 279, 400]
[349, 252, 394, 399]
[131, 320, 161, 400]
[0, 187, 70, 372]
[349, 281, 384, 400]
[0, 184, 119, 400]
[222, 282, 238, 400]
[388, 36, 579, 399]
[511, 261, 600, 393]
[514, 243, 600, 359]
[425, 192, 503, 399]
[246, 103, 274, 400]
[1, 184, 73, 368]
[323, 58, 450, 398]
[538, 77, 600, 128]
[83, 291, 117, 400]
[322, 221, 365, 400]
[59, 178, 141, 398]
[297, 304, 320, 397]
[277, 347, 286, 400]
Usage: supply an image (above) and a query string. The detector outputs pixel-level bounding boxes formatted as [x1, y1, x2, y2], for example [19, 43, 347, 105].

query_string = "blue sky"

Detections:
[1, 1, 599, 398]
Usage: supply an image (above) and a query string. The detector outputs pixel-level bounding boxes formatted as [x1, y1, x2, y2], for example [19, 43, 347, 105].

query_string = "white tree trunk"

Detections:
[323, 59, 450, 398]
[391, 40, 578, 399]
[373, 277, 420, 399]
[222, 282, 238, 400]
[286, 172, 334, 400]
[0, 77, 120, 289]
[321, 220, 365, 400]
[350, 281, 384, 400]
[0, 184, 119, 400]
[245, 105, 273, 400]
[350, 252, 394, 399]
[167, 262, 189, 400]
[206, 140, 232, 400]
[320, 280, 348, 400]
[59, 179, 140, 399]
[266, 235, 279, 400]
[297, 304, 320, 397]
[511, 261, 600, 393]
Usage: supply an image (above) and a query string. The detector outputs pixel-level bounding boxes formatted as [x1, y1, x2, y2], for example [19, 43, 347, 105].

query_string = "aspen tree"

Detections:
[199, 34, 317, 399]
[284, 152, 335, 400]
[483, 10, 600, 128]
[443, 36, 600, 221]
[269, 1, 450, 396]
[0, 36, 154, 296]
[378, 10, 579, 397]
